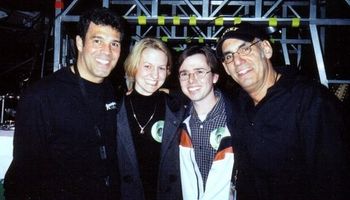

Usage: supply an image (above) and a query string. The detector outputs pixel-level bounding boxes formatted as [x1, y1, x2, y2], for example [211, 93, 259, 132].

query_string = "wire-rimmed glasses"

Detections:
[179, 69, 211, 81]
[221, 40, 260, 64]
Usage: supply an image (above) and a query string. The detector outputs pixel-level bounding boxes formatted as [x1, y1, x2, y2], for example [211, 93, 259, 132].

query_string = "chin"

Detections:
[96, 73, 110, 78]
[142, 88, 156, 95]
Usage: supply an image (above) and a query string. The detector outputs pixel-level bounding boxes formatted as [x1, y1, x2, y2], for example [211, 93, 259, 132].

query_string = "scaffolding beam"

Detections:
[53, 0, 350, 86]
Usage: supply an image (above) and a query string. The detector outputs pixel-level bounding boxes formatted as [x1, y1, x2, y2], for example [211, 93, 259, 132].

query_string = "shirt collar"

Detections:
[190, 90, 225, 122]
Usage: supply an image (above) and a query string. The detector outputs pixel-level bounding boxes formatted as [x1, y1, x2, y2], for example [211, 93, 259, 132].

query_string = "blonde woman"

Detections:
[117, 38, 184, 200]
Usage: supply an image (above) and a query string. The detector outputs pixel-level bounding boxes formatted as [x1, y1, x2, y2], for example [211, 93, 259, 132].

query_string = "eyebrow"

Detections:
[142, 61, 167, 68]
[91, 35, 121, 43]
[179, 67, 207, 73]
[223, 42, 247, 55]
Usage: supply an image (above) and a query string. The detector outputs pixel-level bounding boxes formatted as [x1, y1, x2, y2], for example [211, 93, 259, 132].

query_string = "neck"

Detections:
[74, 58, 103, 83]
[134, 86, 155, 96]
[192, 91, 218, 116]
[249, 70, 280, 105]
[133, 88, 156, 97]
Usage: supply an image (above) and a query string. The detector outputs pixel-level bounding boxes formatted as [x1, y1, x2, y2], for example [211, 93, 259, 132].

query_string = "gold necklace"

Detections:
[275, 72, 280, 84]
[129, 99, 157, 134]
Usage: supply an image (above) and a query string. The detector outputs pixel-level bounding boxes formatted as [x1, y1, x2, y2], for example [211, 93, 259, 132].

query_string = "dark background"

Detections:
[0, 0, 349, 98]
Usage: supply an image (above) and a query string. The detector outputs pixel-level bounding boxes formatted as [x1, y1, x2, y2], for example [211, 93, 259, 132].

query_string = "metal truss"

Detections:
[54, 0, 350, 87]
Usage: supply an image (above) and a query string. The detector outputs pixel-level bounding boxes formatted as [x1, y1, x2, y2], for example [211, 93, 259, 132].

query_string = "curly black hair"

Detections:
[77, 7, 125, 42]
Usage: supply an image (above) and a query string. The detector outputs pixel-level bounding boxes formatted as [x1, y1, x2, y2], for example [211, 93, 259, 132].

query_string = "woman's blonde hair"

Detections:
[124, 37, 172, 86]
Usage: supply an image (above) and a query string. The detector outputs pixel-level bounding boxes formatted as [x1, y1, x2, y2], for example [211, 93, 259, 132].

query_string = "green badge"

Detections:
[209, 127, 229, 150]
[151, 120, 164, 143]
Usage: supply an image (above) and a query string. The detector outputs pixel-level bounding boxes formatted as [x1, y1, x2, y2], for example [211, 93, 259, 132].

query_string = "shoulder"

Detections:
[19, 68, 76, 104]
[276, 67, 333, 100]
[216, 90, 240, 124]
[116, 95, 126, 114]
[20, 74, 57, 100]
[160, 90, 186, 112]
[28, 67, 73, 90]
[279, 74, 345, 117]
[218, 89, 240, 110]
[291, 76, 337, 102]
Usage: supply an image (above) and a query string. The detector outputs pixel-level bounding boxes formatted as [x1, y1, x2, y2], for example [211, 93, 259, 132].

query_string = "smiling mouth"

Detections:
[237, 68, 251, 76]
[96, 58, 110, 65]
[188, 86, 200, 92]
[146, 80, 158, 86]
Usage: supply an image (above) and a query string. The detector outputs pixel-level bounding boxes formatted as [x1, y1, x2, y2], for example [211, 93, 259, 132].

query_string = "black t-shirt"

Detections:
[125, 90, 166, 200]
[4, 67, 119, 199]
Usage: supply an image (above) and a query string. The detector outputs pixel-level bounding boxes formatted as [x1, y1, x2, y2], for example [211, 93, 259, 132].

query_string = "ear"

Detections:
[260, 40, 273, 59]
[213, 73, 219, 84]
[166, 67, 171, 76]
[76, 35, 83, 52]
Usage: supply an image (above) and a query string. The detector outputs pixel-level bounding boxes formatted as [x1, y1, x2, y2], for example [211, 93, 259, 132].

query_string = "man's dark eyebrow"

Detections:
[91, 35, 103, 39]
[90, 36, 121, 43]
[179, 68, 206, 73]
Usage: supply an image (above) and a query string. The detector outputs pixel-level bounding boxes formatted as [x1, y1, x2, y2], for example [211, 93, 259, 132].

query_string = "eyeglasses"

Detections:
[221, 40, 260, 64]
[179, 69, 211, 81]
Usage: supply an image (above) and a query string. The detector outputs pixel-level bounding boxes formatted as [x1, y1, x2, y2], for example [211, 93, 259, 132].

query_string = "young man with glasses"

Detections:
[177, 45, 237, 200]
[216, 22, 349, 200]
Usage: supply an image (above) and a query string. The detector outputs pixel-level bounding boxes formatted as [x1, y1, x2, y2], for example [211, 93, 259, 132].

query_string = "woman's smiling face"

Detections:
[134, 48, 169, 96]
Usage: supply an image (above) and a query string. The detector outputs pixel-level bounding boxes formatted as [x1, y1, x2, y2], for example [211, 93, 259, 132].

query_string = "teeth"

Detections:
[188, 86, 200, 91]
[147, 80, 157, 85]
[96, 58, 109, 65]
[237, 68, 250, 75]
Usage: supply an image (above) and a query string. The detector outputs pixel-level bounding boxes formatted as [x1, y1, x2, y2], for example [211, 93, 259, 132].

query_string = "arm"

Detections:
[4, 88, 51, 199]
[298, 85, 349, 200]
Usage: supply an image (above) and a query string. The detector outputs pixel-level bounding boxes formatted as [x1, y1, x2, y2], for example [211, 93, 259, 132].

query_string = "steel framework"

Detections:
[54, 0, 350, 87]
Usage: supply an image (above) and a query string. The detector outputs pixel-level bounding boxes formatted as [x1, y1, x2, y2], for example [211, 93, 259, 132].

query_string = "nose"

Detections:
[151, 67, 159, 79]
[188, 72, 196, 83]
[232, 53, 244, 66]
[101, 43, 112, 55]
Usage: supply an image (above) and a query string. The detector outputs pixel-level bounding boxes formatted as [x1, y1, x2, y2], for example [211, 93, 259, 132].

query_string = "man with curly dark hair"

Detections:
[4, 7, 125, 199]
